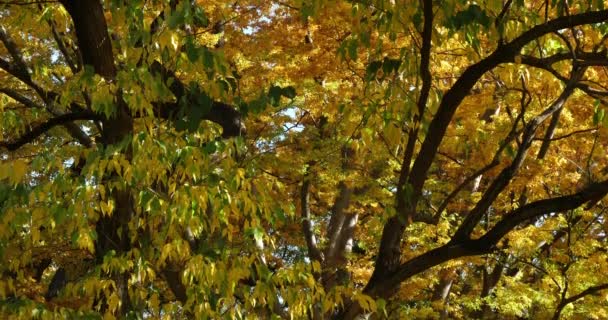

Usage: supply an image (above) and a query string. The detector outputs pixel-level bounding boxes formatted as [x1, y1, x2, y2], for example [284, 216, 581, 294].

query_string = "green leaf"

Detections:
[193, 6, 209, 28]
[382, 57, 401, 76]
[281, 86, 296, 99]
[268, 85, 296, 106]
[365, 60, 382, 81]
[347, 39, 358, 60]
[446, 4, 492, 30]
[185, 38, 199, 62]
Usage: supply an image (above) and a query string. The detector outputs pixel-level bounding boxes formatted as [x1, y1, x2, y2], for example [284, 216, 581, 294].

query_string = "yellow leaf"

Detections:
[6, 159, 28, 185]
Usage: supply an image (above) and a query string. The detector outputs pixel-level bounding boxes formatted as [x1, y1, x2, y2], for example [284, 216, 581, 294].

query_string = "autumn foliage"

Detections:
[1, 0, 608, 319]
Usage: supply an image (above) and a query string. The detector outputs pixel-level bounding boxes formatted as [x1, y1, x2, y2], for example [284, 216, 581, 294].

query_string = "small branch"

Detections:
[435, 92, 526, 222]
[433, 161, 498, 221]
[495, 0, 513, 28]
[0, 111, 99, 151]
[0, 89, 93, 148]
[46, 16, 79, 73]
[533, 127, 597, 142]
[0, 26, 30, 80]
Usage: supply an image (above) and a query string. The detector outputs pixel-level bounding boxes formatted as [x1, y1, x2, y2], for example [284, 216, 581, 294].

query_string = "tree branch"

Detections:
[59, 0, 116, 79]
[0, 0, 58, 4]
[150, 61, 245, 138]
[561, 283, 608, 306]
[354, 178, 608, 307]
[0, 88, 93, 148]
[325, 182, 353, 260]
[0, 25, 30, 81]
[46, 16, 79, 73]
[369, 0, 435, 287]
[434, 97, 526, 221]
[533, 127, 597, 142]
[0, 111, 99, 151]
[453, 68, 583, 240]
[410, 9, 608, 209]
[477, 180, 608, 246]
[366, 10, 608, 297]
[301, 176, 323, 262]
[0, 87, 41, 110]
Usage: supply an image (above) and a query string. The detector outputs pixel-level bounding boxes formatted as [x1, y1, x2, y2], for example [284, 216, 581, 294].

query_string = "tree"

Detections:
[1, 0, 608, 319]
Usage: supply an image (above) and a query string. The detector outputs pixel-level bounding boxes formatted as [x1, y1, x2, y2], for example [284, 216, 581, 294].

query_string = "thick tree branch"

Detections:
[368, 10, 608, 296]
[162, 268, 187, 303]
[0, 87, 41, 110]
[325, 182, 353, 260]
[0, 111, 99, 150]
[396, 0, 434, 208]
[409, 9, 608, 211]
[59, 0, 115, 79]
[369, 0, 435, 287]
[477, 180, 608, 246]
[60, 0, 135, 315]
[352, 179, 608, 309]
[0, 51, 47, 101]
[150, 61, 245, 138]
[301, 177, 323, 262]
[553, 283, 608, 320]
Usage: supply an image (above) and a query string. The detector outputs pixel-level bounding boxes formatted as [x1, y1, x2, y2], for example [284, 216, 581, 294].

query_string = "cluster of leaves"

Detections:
[1, 0, 608, 319]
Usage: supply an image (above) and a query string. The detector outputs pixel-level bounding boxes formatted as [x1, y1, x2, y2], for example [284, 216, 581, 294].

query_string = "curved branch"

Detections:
[46, 17, 79, 73]
[367, 11, 608, 295]
[0, 111, 99, 151]
[410, 9, 608, 207]
[0, 88, 93, 147]
[558, 283, 608, 310]
[477, 180, 608, 246]
[357, 179, 608, 304]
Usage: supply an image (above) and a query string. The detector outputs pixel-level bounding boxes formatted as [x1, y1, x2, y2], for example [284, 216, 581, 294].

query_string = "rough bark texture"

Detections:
[60, 0, 134, 314]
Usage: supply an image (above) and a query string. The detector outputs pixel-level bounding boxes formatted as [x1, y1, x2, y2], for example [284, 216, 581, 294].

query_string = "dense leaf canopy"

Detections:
[1, 0, 608, 319]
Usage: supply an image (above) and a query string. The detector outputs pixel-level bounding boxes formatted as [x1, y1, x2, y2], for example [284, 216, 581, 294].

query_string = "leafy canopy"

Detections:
[1, 0, 608, 319]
